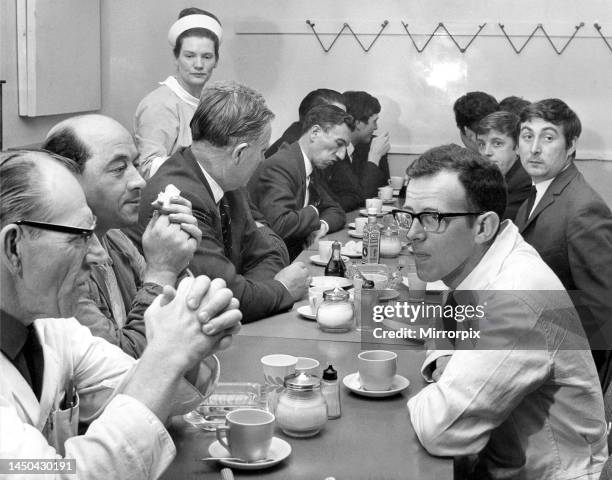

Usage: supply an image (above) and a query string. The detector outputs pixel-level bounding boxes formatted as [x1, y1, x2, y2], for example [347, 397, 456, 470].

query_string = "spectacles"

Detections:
[15, 218, 96, 240]
[392, 209, 484, 233]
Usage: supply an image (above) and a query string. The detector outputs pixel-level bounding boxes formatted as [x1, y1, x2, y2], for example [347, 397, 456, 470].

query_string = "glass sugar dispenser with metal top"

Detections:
[275, 371, 328, 437]
[316, 287, 354, 333]
[379, 214, 401, 258]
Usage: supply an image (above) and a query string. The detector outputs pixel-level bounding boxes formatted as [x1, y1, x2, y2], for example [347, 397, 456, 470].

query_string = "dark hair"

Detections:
[173, 8, 222, 60]
[301, 104, 355, 135]
[191, 81, 275, 147]
[298, 89, 345, 122]
[453, 91, 499, 133]
[0, 150, 79, 234]
[520, 98, 582, 148]
[42, 127, 91, 173]
[342, 91, 381, 123]
[475, 111, 521, 144]
[407, 144, 507, 220]
[498, 96, 530, 116]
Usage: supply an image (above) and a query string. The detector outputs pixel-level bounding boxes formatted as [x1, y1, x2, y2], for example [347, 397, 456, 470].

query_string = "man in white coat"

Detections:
[0, 150, 242, 479]
[403, 144, 606, 479]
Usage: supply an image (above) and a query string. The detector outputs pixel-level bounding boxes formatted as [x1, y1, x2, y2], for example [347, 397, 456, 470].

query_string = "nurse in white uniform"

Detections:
[134, 8, 223, 178]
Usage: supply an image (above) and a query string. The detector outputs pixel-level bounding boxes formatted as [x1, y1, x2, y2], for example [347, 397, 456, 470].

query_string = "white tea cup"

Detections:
[378, 186, 393, 201]
[358, 350, 397, 391]
[308, 286, 327, 315]
[388, 176, 404, 190]
[365, 198, 383, 214]
[295, 357, 320, 375]
[261, 354, 297, 386]
[215, 408, 275, 461]
[354, 217, 368, 234]
[318, 240, 334, 263]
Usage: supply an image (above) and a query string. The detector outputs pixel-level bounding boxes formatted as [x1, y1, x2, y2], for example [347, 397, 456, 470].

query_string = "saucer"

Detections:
[297, 305, 316, 320]
[348, 222, 355, 229]
[359, 206, 394, 217]
[381, 198, 396, 204]
[310, 254, 349, 266]
[348, 230, 363, 239]
[342, 372, 410, 398]
[208, 437, 291, 470]
[310, 276, 353, 289]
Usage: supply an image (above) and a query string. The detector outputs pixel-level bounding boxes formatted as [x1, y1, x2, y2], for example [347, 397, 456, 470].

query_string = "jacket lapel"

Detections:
[521, 163, 578, 231]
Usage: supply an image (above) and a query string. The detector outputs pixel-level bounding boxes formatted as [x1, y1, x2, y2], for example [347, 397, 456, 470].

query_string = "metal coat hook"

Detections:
[594, 23, 612, 53]
[499, 22, 584, 54]
[402, 22, 487, 53]
[305, 20, 389, 53]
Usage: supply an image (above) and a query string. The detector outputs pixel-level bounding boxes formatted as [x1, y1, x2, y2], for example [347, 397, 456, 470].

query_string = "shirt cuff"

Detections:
[309, 204, 319, 216]
[320, 220, 329, 236]
[421, 350, 453, 382]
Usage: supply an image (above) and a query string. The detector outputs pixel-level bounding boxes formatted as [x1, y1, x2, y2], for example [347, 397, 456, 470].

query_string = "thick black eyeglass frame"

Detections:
[14, 219, 96, 239]
[391, 209, 485, 232]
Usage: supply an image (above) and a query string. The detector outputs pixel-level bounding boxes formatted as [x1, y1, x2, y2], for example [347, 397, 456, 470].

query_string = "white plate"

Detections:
[381, 198, 396, 204]
[348, 222, 356, 229]
[348, 230, 363, 239]
[310, 276, 353, 289]
[208, 437, 291, 470]
[342, 372, 410, 398]
[341, 244, 362, 258]
[309, 254, 349, 266]
[359, 206, 395, 217]
[297, 305, 316, 320]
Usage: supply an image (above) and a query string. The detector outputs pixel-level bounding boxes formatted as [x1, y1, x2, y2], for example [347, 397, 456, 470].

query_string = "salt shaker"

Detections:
[321, 365, 341, 419]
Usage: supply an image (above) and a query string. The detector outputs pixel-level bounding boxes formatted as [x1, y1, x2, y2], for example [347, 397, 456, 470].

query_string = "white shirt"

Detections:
[528, 178, 554, 219]
[197, 164, 224, 205]
[300, 146, 313, 208]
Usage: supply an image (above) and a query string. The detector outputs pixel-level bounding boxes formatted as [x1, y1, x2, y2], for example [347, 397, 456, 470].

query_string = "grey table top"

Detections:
[161, 203, 452, 479]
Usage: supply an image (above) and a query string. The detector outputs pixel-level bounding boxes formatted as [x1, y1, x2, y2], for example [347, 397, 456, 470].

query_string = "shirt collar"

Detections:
[347, 143, 355, 162]
[455, 220, 519, 291]
[196, 163, 225, 204]
[160, 76, 199, 108]
[0, 310, 29, 361]
[300, 145, 313, 178]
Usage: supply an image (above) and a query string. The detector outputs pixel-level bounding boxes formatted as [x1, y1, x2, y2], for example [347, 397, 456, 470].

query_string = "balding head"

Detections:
[44, 114, 143, 234]
[44, 114, 134, 172]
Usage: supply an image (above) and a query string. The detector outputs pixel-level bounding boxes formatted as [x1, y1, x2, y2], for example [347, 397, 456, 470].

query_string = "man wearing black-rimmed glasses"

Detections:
[404, 144, 606, 479]
[0, 150, 241, 478]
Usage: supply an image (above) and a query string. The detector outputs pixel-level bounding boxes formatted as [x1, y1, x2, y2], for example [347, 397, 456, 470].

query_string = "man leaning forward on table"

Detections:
[133, 81, 309, 323]
[43, 114, 200, 358]
[248, 104, 349, 261]
[0, 150, 242, 479]
[403, 144, 606, 479]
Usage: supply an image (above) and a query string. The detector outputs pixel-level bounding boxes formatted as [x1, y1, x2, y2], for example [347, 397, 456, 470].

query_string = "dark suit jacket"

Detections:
[265, 121, 302, 159]
[324, 141, 390, 211]
[248, 142, 345, 260]
[503, 159, 532, 222]
[132, 148, 294, 323]
[515, 162, 612, 352]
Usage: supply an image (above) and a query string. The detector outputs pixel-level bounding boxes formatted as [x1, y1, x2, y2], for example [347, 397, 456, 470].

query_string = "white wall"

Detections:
[2, 0, 612, 161]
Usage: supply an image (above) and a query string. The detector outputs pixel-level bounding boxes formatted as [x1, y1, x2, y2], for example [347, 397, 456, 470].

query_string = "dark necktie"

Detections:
[20, 325, 45, 401]
[523, 185, 537, 224]
[308, 175, 320, 208]
[219, 196, 232, 258]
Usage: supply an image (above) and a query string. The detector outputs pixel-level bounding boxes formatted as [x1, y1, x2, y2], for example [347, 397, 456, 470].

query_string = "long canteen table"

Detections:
[161, 205, 452, 479]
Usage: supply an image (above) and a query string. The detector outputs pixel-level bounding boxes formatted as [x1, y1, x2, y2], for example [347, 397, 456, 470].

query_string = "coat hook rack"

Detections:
[594, 23, 612, 53]
[498, 22, 584, 54]
[305, 20, 389, 53]
[401, 22, 487, 53]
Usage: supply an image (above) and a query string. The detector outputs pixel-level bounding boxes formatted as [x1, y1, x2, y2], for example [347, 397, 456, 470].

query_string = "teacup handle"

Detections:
[216, 425, 231, 451]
